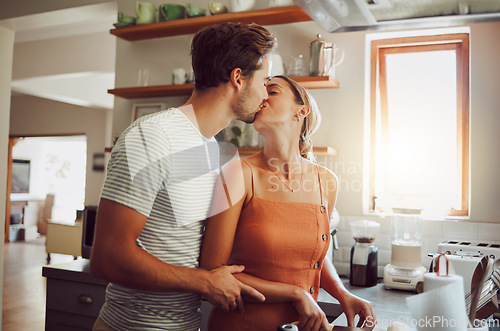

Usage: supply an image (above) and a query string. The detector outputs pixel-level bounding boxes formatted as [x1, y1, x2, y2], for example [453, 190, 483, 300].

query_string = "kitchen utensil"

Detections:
[158, 4, 185, 22]
[309, 34, 344, 76]
[477, 256, 489, 297]
[469, 255, 489, 323]
[492, 258, 500, 274]
[209, 1, 228, 15]
[350, 220, 379, 287]
[230, 0, 255, 12]
[464, 258, 500, 319]
[186, 4, 206, 18]
[136, 0, 157, 24]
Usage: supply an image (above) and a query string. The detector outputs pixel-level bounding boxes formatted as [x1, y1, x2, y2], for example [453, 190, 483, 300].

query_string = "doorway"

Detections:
[5, 135, 87, 242]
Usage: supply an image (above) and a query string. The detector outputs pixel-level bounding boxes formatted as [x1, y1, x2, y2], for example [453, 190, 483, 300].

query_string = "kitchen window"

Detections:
[369, 32, 469, 217]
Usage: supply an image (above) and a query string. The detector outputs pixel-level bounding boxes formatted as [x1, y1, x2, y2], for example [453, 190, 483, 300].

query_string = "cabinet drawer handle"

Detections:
[78, 294, 94, 304]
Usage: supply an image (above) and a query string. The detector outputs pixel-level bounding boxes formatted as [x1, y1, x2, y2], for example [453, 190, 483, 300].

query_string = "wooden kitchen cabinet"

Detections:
[43, 260, 108, 331]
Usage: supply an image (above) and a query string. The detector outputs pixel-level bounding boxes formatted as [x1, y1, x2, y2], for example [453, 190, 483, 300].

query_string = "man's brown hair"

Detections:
[190, 23, 277, 91]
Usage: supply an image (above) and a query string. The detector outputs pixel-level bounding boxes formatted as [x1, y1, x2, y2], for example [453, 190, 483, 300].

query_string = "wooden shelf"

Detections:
[238, 146, 338, 156]
[110, 6, 312, 41]
[108, 83, 194, 99]
[108, 76, 339, 99]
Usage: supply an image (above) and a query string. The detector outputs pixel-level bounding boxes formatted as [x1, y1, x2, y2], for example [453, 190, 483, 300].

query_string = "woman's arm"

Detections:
[200, 158, 330, 330]
[319, 168, 376, 328]
[320, 258, 376, 328]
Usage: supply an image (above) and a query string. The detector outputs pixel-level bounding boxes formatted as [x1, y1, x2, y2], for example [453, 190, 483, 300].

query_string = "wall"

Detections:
[12, 31, 115, 80]
[9, 94, 110, 205]
[0, 22, 15, 326]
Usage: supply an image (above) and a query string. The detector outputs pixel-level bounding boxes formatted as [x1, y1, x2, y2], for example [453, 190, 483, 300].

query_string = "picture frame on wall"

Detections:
[132, 103, 166, 122]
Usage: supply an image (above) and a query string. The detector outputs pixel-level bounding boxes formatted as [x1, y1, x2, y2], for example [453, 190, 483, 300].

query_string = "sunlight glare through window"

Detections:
[377, 50, 460, 214]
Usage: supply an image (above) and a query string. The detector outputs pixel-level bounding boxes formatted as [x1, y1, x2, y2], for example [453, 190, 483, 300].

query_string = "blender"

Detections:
[383, 208, 427, 291]
[350, 220, 380, 287]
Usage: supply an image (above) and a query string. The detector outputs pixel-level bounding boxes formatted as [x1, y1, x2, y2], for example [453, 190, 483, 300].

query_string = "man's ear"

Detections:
[229, 67, 244, 91]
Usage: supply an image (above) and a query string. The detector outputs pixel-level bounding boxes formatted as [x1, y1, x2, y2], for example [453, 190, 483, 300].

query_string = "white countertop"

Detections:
[318, 278, 414, 330]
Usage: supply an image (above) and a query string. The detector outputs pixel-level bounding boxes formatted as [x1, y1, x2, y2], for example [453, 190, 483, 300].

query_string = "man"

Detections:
[90, 23, 277, 330]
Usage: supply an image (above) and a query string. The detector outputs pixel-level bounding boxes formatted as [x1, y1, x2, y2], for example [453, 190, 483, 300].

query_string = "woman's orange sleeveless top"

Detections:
[207, 160, 331, 331]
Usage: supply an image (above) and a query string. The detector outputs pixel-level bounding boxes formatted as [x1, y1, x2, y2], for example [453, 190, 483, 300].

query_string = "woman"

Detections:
[200, 76, 375, 331]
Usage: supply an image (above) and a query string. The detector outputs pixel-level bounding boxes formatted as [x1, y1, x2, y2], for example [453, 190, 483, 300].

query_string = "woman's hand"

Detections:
[338, 291, 376, 328]
[291, 288, 330, 331]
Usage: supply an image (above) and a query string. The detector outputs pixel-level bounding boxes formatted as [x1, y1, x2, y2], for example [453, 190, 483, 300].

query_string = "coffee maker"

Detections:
[350, 220, 380, 287]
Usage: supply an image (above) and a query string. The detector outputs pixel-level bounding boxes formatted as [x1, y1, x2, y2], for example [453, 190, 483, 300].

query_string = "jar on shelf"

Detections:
[287, 54, 307, 77]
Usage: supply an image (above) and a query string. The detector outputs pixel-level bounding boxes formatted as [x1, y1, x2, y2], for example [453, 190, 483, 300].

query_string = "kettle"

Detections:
[309, 34, 344, 77]
[230, 0, 255, 12]
[136, 0, 157, 25]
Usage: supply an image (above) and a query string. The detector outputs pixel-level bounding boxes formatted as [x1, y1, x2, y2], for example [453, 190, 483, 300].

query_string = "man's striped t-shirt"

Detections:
[98, 108, 220, 330]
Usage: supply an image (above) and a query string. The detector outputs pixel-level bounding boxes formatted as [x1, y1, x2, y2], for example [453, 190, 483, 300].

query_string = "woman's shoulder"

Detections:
[219, 154, 258, 182]
[310, 162, 338, 191]
[239, 153, 262, 170]
[305, 160, 337, 180]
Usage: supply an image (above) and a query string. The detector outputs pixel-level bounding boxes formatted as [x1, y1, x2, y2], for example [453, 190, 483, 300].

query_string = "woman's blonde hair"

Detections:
[274, 75, 321, 162]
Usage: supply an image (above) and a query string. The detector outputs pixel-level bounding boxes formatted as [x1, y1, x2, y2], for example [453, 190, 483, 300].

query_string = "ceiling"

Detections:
[6, 2, 117, 109]
[11, 72, 115, 109]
